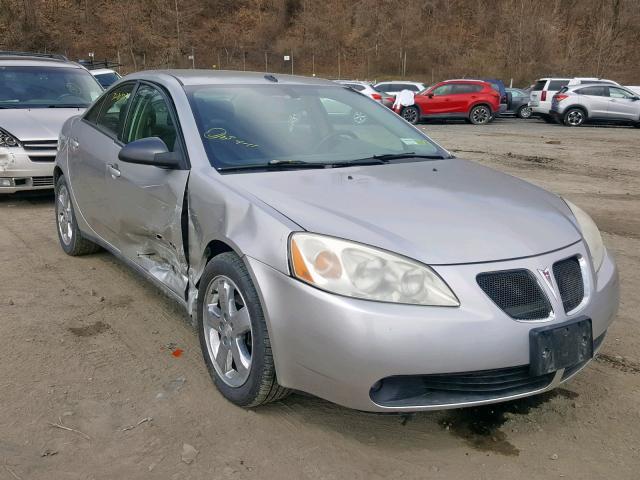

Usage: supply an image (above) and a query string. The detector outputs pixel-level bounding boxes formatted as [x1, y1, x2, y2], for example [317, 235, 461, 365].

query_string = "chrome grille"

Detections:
[477, 269, 552, 320]
[553, 256, 584, 313]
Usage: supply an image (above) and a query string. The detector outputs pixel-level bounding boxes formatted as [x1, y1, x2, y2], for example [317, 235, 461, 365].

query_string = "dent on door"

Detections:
[111, 163, 190, 297]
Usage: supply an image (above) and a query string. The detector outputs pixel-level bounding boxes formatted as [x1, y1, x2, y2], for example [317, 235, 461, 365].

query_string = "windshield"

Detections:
[0, 66, 103, 108]
[94, 72, 120, 88]
[186, 84, 449, 170]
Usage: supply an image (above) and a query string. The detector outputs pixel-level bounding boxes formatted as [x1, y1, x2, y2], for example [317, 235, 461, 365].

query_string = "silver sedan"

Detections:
[54, 71, 619, 412]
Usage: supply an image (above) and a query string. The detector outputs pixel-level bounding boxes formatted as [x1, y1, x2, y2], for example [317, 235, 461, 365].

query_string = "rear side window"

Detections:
[548, 80, 568, 91]
[532, 80, 546, 91]
[451, 84, 483, 94]
[576, 86, 606, 96]
[94, 83, 135, 138]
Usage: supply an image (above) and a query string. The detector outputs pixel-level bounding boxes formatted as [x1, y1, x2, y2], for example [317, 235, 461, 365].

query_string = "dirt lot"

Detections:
[1, 118, 639, 480]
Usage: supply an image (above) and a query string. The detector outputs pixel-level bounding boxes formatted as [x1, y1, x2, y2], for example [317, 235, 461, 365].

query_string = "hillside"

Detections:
[1, 0, 639, 85]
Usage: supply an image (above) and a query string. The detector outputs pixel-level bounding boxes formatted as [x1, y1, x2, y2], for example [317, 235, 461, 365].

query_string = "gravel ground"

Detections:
[1, 118, 638, 479]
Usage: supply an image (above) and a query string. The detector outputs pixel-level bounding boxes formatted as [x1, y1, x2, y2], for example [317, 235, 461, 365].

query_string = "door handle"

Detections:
[107, 163, 121, 179]
[70, 138, 80, 150]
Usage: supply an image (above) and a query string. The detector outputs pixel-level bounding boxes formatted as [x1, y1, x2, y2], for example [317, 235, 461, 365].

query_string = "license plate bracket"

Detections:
[529, 317, 593, 376]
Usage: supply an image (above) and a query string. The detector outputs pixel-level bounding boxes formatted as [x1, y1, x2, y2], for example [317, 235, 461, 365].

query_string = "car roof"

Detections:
[125, 70, 339, 87]
[91, 68, 119, 75]
[335, 80, 371, 85]
[441, 79, 488, 84]
[375, 80, 424, 85]
[0, 52, 82, 68]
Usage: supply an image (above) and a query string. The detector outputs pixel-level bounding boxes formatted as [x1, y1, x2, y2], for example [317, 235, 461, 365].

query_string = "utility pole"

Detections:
[243, 50, 246, 71]
[312, 54, 315, 76]
[189, 46, 195, 69]
[291, 50, 294, 75]
[264, 51, 268, 72]
[338, 50, 341, 79]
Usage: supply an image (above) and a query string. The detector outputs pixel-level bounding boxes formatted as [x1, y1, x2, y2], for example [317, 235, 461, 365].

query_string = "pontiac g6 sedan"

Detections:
[54, 71, 619, 412]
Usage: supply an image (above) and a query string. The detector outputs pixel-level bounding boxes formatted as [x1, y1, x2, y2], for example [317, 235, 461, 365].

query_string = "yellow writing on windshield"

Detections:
[204, 128, 258, 148]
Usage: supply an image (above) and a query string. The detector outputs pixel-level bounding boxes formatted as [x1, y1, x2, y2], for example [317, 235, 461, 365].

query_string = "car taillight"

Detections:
[541, 91, 547, 101]
[554, 94, 568, 102]
[371, 93, 382, 100]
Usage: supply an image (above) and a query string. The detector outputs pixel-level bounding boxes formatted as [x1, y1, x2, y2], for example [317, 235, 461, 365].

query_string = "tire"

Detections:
[517, 105, 532, 119]
[634, 122, 640, 128]
[563, 108, 586, 127]
[469, 105, 491, 125]
[197, 252, 290, 407]
[55, 175, 101, 256]
[401, 106, 420, 124]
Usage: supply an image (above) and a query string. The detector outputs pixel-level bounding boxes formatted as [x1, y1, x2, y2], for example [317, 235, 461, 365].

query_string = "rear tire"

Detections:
[517, 106, 532, 119]
[400, 106, 420, 124]
[469, 105, 491, 125]
[55, 176, 101, 256]
[197, 252, 291, 407]
[563, 108, 586, 127]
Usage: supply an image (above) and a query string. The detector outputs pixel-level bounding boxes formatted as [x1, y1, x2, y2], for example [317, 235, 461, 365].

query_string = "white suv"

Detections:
[373, 81, 428, 95]
[529, 77, 619, 122]
[0, 52, 103, 193]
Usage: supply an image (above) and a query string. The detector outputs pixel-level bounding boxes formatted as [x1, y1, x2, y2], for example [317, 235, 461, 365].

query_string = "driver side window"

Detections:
[608, 87, 634, 99]
[123, 84, 178, 152]
[432, 85, 453, 96]
[94, 83, 134, 138]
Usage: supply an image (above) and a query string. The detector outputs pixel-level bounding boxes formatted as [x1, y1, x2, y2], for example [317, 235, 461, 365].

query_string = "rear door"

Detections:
[606, 86, 639, 121]
[574, 86, 609, 118]
[67, 82, 135, 245]
[106, 82, 191, 297]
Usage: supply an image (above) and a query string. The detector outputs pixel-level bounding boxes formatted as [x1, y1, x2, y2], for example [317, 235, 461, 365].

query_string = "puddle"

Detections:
[68, 321, 111, 337]
[439, 388, 578, 456]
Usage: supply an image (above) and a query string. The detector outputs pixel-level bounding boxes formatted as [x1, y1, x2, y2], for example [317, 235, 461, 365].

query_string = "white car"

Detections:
[373, 81, 427, 95]
[529, 77, 619, 122]
[90, 68, 121, 88]
[0, 52, 103, 193]
[626, 86, 640, 96]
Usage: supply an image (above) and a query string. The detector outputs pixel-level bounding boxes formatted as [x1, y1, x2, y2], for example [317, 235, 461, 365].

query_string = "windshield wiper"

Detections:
[218, 160, 329, 172]
[371, 152, 451, 160]
[46, 104, 86, 108]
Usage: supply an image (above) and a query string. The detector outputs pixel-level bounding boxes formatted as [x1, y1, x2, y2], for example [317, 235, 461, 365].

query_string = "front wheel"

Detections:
[563, 108, 586, 127]
[400, 106, 420, 124]
[469, 105, 491, 125]
[55, 176, 101, 256]
[517, 105, 532, 119]
[197, 252, 290, 407]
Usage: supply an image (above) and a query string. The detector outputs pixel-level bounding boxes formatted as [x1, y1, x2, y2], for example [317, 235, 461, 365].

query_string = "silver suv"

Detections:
[550, 83, 640, 127]
[0, 52, 103, 193]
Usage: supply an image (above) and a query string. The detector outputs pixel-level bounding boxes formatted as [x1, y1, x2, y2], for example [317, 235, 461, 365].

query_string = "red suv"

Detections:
[396, 80, 500, 125]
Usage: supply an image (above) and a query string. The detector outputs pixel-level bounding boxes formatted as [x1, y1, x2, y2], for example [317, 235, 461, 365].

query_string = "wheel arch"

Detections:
[53, 165, 64, 185]
[469, 102, 493, 114]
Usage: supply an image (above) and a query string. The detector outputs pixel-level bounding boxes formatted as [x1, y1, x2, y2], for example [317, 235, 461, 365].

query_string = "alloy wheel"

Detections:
[57, 184, 73, 246]
[519, 106, 532, 119]
[566, 110, 584, 126]
[471, 106, 490, 124]
[402, 107, 418, 124]
[203, 275, 253, 387]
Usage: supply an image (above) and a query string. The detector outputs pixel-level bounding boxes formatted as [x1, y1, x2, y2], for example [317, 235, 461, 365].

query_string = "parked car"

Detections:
[550, 84, 640, 127]
[502, 88, 533, 118]
[0, 51, 103, 193]
[480, 78, 508, 114]
[396, 79, 500, 125]
[374, 81, 428, 95]
[529, 77, 619, 122]
[54, 71, 617, 412]
[626, 86, 640, 95]
[335, 80, 394, 108]
[91, 68, 122, 88]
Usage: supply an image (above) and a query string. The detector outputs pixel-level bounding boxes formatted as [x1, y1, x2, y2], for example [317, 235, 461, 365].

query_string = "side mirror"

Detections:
[632, 96, 640, 101]
[118, 137, 182, 169]
[427, 93, 434, 98]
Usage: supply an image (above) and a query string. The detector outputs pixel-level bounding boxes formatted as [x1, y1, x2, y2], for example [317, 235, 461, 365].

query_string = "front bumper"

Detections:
[248, 241, 619, 412]
[0, 147, 55, 193]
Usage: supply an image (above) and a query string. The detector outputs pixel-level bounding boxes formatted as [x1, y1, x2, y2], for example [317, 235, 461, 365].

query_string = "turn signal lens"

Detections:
[289, 233, 459, 306]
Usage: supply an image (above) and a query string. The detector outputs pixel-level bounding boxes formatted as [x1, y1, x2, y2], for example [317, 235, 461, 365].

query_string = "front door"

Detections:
[106, 83, 190, 297]
[606, 87, 639, 121]
[422, 84, 456, 115]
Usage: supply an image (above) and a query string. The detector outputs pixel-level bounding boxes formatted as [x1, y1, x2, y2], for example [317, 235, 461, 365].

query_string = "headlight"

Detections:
[0, 128, 20, 148]
[565, 200, 604, 272]
[289, 233, 459, 306]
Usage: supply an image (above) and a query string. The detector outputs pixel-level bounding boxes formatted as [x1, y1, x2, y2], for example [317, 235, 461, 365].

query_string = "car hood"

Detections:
[0, 108, 85, 141]
[225, 159, 581, 265]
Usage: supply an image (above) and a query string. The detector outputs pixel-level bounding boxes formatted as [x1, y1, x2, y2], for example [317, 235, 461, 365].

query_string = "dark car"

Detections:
[502, 88, 533, 118]
[481, 78, 508, 114]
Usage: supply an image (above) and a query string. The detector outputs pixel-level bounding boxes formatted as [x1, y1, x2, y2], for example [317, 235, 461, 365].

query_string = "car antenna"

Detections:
[264, 74, 278, 83]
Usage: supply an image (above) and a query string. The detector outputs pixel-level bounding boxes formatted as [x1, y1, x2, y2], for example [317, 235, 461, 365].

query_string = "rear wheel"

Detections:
[469, 105, 491, 125]
[517, 105, 532, 119]
[197, 252, 290, 407]
[401, 106, 420, 124]
[563, 108, 586, 127]
[55, 176, 101, 256]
